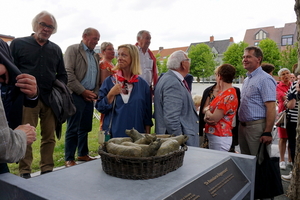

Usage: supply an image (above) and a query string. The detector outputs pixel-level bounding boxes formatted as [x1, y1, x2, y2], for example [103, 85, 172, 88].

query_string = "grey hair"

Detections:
[100, 42, 113, 52]
[137, 30, 150, 40]
[32, 11, 57, 34]
[82, 27, 99, 37]
[278, 68, 290, 76]
[167, 50, 188, 70]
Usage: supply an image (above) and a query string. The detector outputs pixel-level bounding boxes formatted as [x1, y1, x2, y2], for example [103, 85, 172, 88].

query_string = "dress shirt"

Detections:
[81, 43, 98, 90]
[138, 46, 153, 86]
[238, 67, 276, 122]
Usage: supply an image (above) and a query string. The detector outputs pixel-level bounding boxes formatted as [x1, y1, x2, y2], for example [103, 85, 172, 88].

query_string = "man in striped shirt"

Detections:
[238, 46, 277, 162]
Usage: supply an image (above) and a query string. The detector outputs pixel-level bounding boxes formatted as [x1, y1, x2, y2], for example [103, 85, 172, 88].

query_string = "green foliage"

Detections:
[156, 53, 168, 75]
[280, 42, 298, 71]
[223, 41, 249, 78]
[155, 53, 162, 73]
[8, 118, 100, 175]
[112, 58, 117, 65]
[160, 56, 168, 74]
[258, 38, 281, 74]
[188, 43, 216, 81]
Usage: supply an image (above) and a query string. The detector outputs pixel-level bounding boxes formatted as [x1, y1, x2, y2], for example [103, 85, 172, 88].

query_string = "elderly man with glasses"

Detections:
[10, 11, 67, 178]
[154, 50, 199, 147]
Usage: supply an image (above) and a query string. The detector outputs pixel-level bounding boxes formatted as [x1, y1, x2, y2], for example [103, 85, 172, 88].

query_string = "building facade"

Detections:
[243, 22, 296, 50]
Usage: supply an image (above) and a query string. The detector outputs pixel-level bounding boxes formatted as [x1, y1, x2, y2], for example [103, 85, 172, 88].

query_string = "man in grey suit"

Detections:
[154, 50, 199, 147]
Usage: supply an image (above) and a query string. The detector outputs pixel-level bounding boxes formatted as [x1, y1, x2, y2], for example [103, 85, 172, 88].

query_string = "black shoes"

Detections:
[20, 173, 31, 179]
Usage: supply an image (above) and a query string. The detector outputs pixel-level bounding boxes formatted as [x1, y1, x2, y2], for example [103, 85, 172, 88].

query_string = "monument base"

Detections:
[0, 147, 256, 200]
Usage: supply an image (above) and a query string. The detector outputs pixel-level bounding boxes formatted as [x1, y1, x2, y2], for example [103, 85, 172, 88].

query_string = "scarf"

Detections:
[135, 43, 158, 86]
[114, 70, 139, 87]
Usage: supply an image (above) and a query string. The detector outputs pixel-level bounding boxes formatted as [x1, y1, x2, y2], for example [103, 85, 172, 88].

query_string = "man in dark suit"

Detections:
[154, 50, 199, 147]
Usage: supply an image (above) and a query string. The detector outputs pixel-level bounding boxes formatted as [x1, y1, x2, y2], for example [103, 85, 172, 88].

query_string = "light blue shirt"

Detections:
[80, 43, 98, 90]
[238, 67, 276, 122]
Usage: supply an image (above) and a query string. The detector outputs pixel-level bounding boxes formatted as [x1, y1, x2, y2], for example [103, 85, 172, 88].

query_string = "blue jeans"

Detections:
[65, 94, 94, 161]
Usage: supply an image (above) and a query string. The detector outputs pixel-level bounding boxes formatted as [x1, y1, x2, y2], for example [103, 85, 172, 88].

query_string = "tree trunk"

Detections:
[287, 1, 300, 199]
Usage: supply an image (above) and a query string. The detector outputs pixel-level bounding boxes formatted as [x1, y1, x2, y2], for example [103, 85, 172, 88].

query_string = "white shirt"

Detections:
[138, 46, 153, 86]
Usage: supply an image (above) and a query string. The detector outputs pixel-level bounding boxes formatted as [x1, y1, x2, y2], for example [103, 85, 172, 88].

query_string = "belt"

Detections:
[240, 119, 265, 126]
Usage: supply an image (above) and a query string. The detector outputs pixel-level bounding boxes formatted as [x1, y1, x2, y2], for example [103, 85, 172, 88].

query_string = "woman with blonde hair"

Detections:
[96, 44, 153, 137]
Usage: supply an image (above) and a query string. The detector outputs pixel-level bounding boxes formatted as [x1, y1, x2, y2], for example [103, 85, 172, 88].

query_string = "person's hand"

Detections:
[204, 112, 217, 125]
[260, 136, 272, 145]
[81, 90, 97, 102]
[15, 74, 38, 98]
[15, 124, 36, 145]
[0, 64, 9, 84]
[108, 83, 122, 96]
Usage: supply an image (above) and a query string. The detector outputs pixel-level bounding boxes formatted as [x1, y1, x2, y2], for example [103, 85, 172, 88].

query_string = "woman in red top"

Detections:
[99, 42, 116, 129]
[276, 68, 292, 170]
[203, 64, 238, 151]
[99, 42, 116, 85]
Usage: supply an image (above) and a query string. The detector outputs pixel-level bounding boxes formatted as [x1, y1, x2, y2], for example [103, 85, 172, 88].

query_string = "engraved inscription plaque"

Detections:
[164, 158, 249, 200]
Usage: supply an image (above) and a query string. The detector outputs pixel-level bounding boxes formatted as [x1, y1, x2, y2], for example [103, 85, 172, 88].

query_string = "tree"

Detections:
[155, 54, 168, 75]
[188, 43, 216, 82]
[223, 41, 248, 78]
[258, 38, 281, 74]
[280, 43, 298, 70]
[287, 1, 300, 199]
[155, 53, 162, 73]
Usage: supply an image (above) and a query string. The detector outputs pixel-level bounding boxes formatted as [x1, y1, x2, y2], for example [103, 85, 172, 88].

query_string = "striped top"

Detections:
[239, 67, 277, 122]
[286, 81, 299, 123]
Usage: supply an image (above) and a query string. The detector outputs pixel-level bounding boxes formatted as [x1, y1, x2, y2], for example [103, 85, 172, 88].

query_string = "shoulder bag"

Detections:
[254, 143, 284, 199]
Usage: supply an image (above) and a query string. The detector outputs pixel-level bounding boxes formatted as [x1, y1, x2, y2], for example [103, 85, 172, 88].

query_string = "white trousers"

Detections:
[206, 133, 232, 152]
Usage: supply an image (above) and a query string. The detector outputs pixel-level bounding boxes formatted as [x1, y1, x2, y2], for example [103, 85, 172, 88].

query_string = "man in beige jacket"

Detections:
[64, 28, 100, 167]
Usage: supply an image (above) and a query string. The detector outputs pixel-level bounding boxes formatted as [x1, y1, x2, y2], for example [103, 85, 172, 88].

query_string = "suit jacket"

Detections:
[0, 97, 27, 164]
[64, 41, 100, 95]
[154, 70, 199, 147]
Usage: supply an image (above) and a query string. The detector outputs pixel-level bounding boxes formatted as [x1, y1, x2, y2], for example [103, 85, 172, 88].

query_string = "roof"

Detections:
[243, 22, 296, 47]
[187, 38, 233, 54]
[152, 46, 189, 61]
[0, 34, 15, 39]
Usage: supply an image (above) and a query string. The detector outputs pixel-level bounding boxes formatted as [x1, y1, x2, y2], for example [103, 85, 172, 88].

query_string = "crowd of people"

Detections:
[0, 9, 299, 199]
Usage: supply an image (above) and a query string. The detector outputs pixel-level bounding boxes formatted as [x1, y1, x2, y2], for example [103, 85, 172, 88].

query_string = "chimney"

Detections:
[229, 37, 234, 42]
[210, 36, 214, 43]
[159, 47, 164, 51]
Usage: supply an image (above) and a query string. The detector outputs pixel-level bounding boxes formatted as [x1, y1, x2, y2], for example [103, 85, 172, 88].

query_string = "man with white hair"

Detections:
[136, 30, 158, 92]
[10, 11, 67, 178]
[154, 50, 199, 147]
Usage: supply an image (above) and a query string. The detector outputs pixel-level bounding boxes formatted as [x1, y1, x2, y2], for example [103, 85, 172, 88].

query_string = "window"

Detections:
[281, 35, 293, 46]
[255, 30, 266, 40]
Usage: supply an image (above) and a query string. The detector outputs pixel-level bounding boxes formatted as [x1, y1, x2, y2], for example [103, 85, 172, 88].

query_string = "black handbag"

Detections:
[254, 143, 284, 199]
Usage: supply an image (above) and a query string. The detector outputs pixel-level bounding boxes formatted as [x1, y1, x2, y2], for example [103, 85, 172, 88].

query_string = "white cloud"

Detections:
[1, 0, 296, 52]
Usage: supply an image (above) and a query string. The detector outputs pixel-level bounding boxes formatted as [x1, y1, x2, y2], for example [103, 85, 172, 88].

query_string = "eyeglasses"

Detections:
[184, 58, 191, 63]
[39, 22, 55, 31]
[105, 48, 115, 51]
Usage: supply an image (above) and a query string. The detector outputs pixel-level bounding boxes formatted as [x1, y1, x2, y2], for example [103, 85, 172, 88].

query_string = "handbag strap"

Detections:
[107, 98, 116, 133]
[256, 143, 270, 161]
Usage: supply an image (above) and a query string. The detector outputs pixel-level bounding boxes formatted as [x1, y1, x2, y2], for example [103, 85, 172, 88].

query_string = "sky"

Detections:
[1, 0, 297, 53]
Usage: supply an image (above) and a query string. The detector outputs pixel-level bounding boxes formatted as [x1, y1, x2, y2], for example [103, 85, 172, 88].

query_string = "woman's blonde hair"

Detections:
[113, 44, 141, 75]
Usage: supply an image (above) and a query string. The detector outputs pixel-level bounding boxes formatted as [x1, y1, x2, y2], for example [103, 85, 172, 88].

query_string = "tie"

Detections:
[183, 79, 190, 92]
